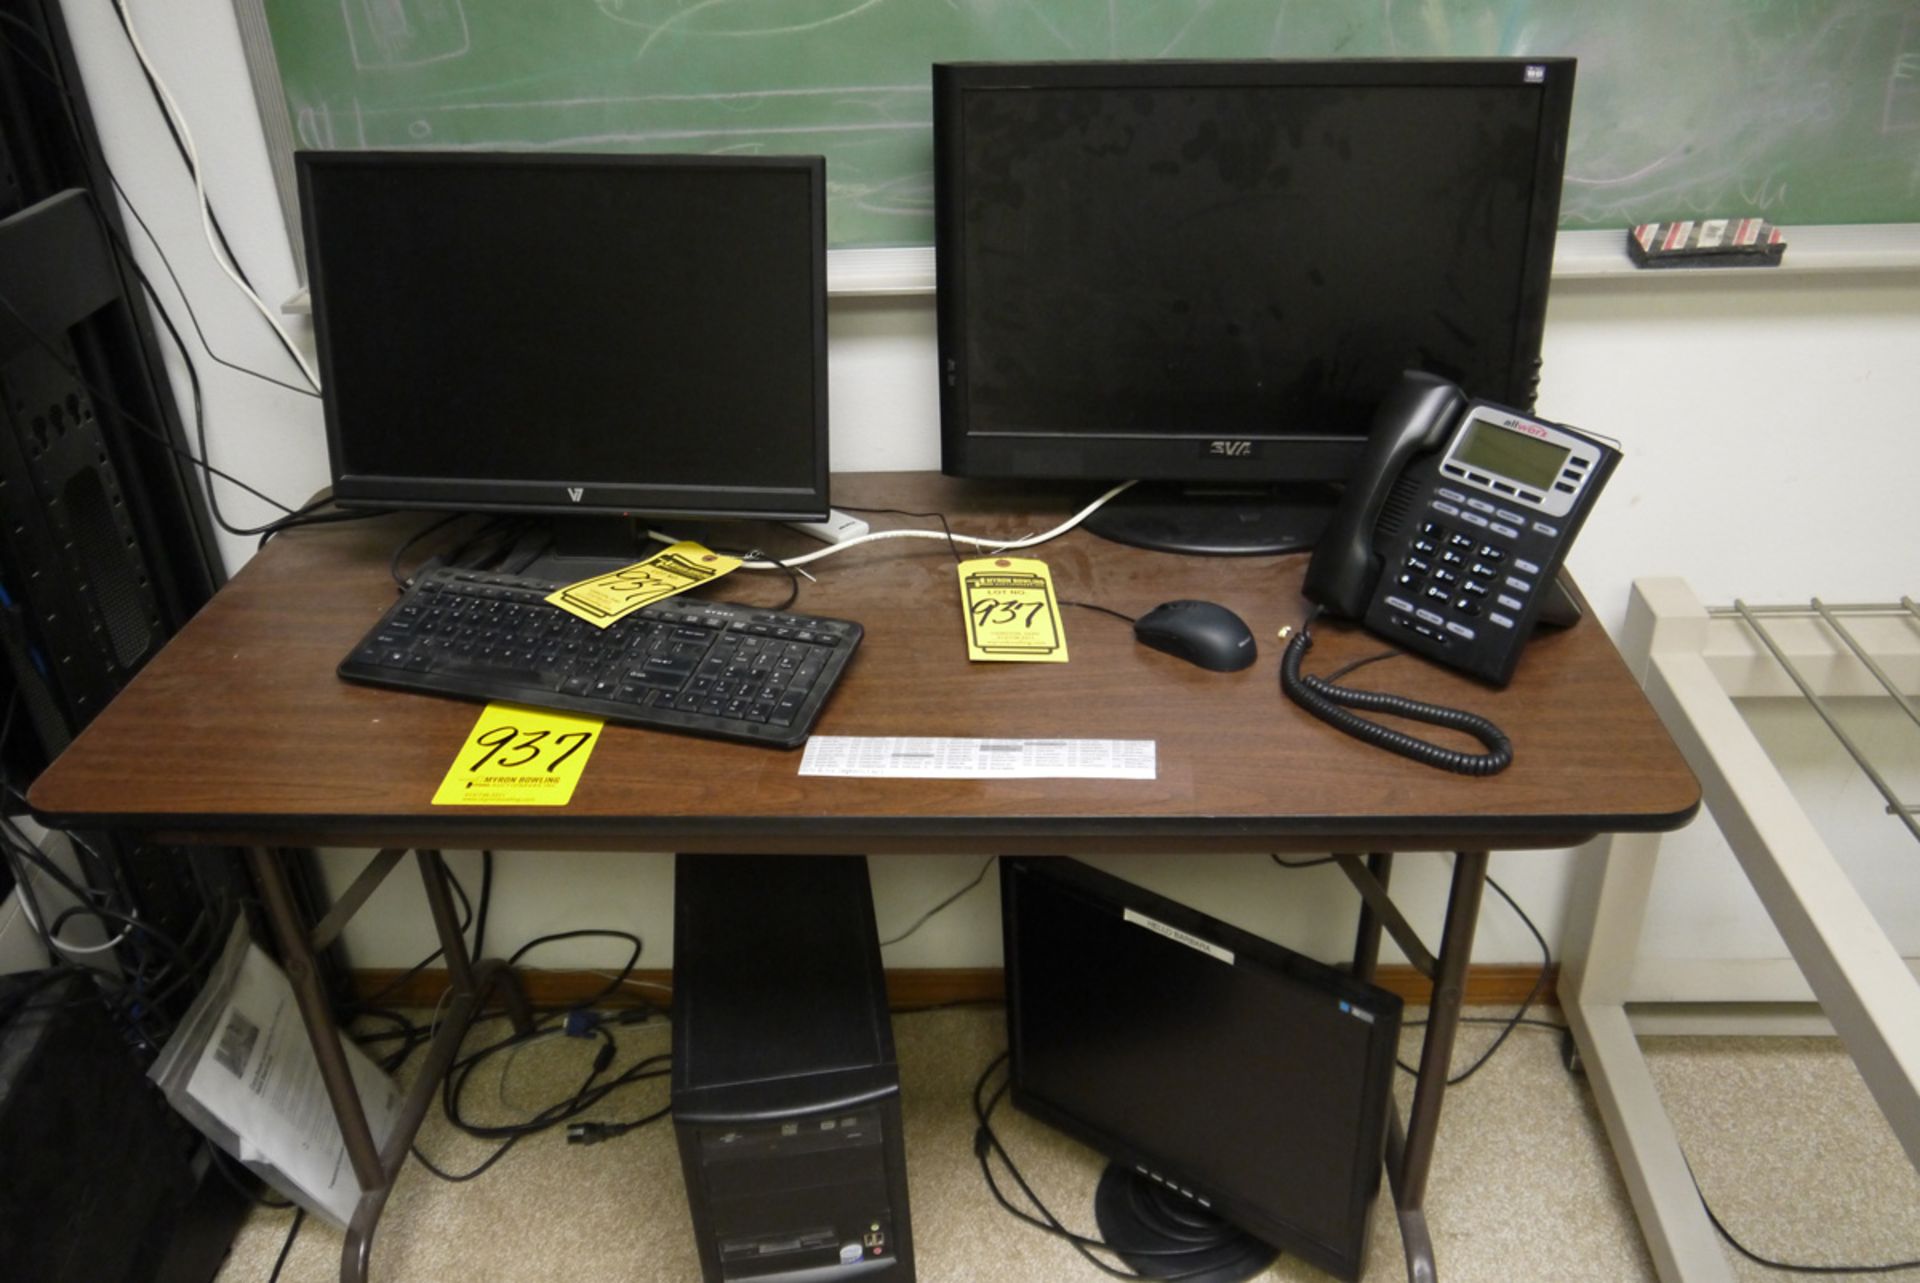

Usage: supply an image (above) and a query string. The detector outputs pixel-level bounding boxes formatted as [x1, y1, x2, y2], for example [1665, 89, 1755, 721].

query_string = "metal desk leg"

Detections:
[1341, 849, 1490, 1283]
[247, 847, 531, 1283]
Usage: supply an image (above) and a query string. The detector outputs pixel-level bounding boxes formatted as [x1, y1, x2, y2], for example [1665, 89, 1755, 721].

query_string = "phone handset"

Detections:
[1286, 371, 1622, 773]
[1304, 371, 1467, 619]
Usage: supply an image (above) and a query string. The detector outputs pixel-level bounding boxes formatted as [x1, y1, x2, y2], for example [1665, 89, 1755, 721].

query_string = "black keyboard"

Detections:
[339, 568, 862, 748]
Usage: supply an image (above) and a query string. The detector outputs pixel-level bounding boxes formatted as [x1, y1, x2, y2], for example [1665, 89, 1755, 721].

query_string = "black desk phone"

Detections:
[1305, 371, 1622, 687]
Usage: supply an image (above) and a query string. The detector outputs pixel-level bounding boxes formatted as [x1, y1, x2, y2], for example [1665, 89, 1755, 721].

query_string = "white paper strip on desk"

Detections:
[799, 736, 1156, 779]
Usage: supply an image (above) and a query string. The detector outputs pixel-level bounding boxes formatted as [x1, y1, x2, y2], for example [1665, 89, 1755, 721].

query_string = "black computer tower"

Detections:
[672, 854, 915, 1282]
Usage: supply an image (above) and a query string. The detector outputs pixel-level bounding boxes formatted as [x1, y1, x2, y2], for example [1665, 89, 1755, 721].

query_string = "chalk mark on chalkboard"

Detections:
[1885, 14, 1920, 134]
[343, 0, 470, 71]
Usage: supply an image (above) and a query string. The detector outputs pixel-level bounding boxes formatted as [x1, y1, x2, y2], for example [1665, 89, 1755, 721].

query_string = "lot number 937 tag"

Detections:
[958, 557, 1067, 663]
[432, 703, 605, 806]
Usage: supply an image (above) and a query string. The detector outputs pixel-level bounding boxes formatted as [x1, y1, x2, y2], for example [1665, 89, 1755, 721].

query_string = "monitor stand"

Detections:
[1081, 482, 1341, 556]
[508, 515, 652, 582]
[1093, 1164, 1278, 1282]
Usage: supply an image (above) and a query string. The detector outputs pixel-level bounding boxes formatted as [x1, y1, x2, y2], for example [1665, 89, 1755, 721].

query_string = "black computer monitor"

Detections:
[934, 59, 1574, 554]
[297, 151, 829, 570]
[1000, 857, 1402, 1283]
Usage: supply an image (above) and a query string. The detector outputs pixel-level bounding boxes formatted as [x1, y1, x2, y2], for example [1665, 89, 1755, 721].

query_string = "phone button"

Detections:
[1385, 595, 1416, 615]
[1437, 488, 1467, 503]
[1444, 620, 1476, 640]
[1505, 576, 1533, 594]
[1459, 511, 1490, 529]
[1515, 557, 1542, 575]
[1415, 608, 1445, 627]
[1490, 522, 1521, 539]
[1465, 497, 1495, 514]
[1432, 500, 1461, 517]
[1532, 520, 1560, 537]
[1490, 611, 1516, 629]
[1497, 594, 1525, 611]
[1495, 507, 1527, 525]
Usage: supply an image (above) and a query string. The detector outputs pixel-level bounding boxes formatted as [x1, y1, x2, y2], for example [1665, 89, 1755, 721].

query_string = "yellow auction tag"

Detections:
[958, 557, 1068, 663]
[547, 541, 741, 628]
[431, 704, 604, 807]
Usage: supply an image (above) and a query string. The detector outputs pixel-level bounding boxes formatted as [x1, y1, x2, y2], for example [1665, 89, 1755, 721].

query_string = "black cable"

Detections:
[1689, 1158, 1920, 1276]
[101, 0, 273, 307]
[0, 289, 295, 520]
[255, 502, 390, 550]
[1280, 611, 1512, 776]
[1060, 600, 1138, 626]
[879, 856, 994, 947]
[265, 1208, 305, 1283]
[838, 505, 965, 563]
[1266, 854, 1550, 1085]
[388, 512, 476, 589]
[970, 1052, 1238, 1280]
[503, 929, 643, 1012]
[1398, 874, 1550, 1086]
[0, 12, 319, 396]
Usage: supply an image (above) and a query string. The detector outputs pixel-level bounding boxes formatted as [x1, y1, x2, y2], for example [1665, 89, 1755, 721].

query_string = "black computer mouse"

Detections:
[1133, 600, 1258, 672]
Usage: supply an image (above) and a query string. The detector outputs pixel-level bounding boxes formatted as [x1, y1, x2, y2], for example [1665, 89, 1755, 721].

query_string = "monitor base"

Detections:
[510, 515, 653, 581]
[1093, 1163, 1279, 1283]
[1082, 483, 1341, 556]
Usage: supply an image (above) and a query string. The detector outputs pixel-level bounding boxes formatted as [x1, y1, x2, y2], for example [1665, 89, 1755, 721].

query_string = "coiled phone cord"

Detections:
[1279, 610, 1514, 776]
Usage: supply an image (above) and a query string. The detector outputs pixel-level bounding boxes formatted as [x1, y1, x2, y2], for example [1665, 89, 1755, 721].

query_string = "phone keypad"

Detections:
[1381, 511, 1538, 648]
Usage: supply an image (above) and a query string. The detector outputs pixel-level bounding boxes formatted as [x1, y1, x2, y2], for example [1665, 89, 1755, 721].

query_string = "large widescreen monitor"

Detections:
[935, 59, 1574, 554]
[1001, 857, 1403, 1282]
[298, 151, 829, 565]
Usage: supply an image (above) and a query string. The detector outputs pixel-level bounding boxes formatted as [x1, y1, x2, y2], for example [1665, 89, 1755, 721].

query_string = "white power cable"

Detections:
[113, 0, 322, 391]
[1, 845, 134, 956]
[650, 480, 1139, 571]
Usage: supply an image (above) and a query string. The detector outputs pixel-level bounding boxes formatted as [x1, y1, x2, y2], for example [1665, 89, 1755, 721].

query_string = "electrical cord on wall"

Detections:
[111, 0, 322, 390]
[1280, 608, 1513, 776]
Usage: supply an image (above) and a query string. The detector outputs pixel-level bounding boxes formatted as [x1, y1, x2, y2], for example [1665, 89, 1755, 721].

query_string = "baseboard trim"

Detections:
[351, 964, 1556, 1012]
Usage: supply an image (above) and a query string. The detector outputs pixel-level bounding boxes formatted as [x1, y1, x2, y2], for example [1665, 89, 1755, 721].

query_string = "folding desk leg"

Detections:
[340, 850, 534, 1283]
[1347, 849, 1489, 1283]
[249, 847, 531, 1283]
[1349, 851, 1393, 984]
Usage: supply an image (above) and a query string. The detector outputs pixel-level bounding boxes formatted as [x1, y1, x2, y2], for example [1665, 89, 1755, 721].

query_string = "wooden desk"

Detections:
[29, 472, 1698, 1283]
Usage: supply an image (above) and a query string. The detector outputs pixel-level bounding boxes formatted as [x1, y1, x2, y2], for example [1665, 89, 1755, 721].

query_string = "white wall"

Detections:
[58, 0, 1920, 977]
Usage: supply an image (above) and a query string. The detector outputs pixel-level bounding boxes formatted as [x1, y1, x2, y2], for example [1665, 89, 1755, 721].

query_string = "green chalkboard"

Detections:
[259, 0, 1920, 247]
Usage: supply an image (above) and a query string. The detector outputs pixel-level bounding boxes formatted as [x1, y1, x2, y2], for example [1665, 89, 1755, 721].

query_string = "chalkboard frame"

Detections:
[235, 0, 1920, 290]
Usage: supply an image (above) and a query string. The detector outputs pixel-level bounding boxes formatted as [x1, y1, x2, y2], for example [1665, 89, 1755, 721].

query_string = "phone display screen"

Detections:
[1452, 419, 1569, 490]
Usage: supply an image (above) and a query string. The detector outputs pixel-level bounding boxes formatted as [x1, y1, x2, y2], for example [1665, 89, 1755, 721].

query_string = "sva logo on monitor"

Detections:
[1207, 440, 1254, 457]
[566, 487, 585, 502]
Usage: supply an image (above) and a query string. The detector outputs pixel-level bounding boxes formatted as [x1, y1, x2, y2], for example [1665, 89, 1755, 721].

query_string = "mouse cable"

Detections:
[1280, 609, 1512, 776]
[650, 480, 1139, 574]
[1059, 600, 1137, 625]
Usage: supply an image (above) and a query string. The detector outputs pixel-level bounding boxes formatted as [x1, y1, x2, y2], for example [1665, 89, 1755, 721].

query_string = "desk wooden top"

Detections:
[28, 473, 1697, 853]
